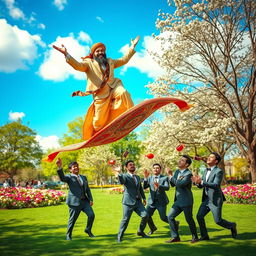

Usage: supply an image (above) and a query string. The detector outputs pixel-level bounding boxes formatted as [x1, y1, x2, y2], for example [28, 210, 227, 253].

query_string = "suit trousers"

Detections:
[168, 205, 198, 239]
[118, 200, 148, 239]
[67, 199, 95, 237]
[146, 203, 168, 230]
[197, 197, 234, 238]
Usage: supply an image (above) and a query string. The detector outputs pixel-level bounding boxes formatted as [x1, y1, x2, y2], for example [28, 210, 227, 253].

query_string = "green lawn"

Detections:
[0, 188, 255, 256]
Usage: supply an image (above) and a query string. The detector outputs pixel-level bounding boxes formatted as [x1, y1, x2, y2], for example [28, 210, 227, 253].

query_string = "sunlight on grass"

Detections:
[0, 188, 255, 256]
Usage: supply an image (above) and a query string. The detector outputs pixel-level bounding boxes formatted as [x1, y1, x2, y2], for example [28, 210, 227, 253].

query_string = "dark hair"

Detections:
[125, 160, 134, 167]
[182, 155, 192, 166]
[68, 161, 78, 169]
[211, 152, 221, 164]
[153, 163, 162, 169]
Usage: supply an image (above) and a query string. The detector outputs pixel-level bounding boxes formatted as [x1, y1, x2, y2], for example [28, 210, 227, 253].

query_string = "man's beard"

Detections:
[94, 54, 108, 70]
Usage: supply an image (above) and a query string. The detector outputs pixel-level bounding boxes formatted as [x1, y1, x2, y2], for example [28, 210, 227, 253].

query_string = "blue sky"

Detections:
[0, 0, 172, 150]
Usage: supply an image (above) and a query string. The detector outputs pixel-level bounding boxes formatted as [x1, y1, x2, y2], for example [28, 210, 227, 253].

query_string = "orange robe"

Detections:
[66, 48, 135, 140]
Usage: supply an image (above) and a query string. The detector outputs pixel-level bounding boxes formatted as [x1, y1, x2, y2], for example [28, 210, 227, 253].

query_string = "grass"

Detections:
[0, 188, 255, 256]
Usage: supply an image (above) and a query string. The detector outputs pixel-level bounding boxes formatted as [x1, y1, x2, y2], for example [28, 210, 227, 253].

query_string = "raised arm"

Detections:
[130, 35, 140, 51]
[52, 44, 88, 72]
[53, 44, 68, 56]
[56, 158, 70, 183]
[113, 36, 140, 69]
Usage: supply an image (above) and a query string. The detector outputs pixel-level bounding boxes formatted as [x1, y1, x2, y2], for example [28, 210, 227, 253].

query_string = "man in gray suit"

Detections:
[192, 152, 237, 240]
[165, 155, 199, 243]
[143, 163, 170, 235]
[113, 160, 149, 243]
[56, 158, 95, 240]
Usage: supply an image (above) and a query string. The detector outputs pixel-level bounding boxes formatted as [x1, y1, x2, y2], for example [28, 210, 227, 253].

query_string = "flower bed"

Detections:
[107, 187, 124, 194]
[0, 187, 66, 209]
[222, 184, 256, 205]
[90, 184, 123, 189]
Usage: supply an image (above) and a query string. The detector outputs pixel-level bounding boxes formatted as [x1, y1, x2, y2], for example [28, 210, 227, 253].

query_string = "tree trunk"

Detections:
[219, 161, 227, 185]
[247, 149, 256, 183]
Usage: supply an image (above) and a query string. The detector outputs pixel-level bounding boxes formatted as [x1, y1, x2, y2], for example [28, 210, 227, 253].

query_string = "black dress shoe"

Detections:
[199, 236, 210, 241]
[85, 230, 95, 238]
[66, 235, 72, 240]
[148, 227, 157, 235]
[231, 223, 237, 239]
[117, 237, 122, 243]
[137, 231, 150, 238]
[191, 237, 199, 243]
[165, 237, 181, 243]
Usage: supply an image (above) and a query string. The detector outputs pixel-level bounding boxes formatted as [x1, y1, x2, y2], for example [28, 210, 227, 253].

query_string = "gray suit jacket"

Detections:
[57, 169, 93, 206]
[198, 166, 226, 206]
[143, 175, 169, 206]
[118, 173, 146, 206]
[170, 169, 193, 207]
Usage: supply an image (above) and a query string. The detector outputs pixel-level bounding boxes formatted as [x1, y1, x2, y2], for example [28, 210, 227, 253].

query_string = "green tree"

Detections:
[0, 120, 43, 180]
[232, 157, 249, 179]
[42, 117, 84, 178]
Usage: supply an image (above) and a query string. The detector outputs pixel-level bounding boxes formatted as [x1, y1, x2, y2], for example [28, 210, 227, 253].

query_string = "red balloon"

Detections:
[108, 159, 116, 165]
[145, 153, 154, 159]
[176, 144, 185, 152]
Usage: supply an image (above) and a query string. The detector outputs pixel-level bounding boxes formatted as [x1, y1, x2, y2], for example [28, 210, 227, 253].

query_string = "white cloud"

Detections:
[53, 0, 67, 11]
[96, 16, 104, 23]
[38, 33, 91, 81]
[119, 35, 166, 79]
[38, 23, 46, 30]
[78, 31, 92, 44]
[0, 19, 45, 73]
[36, 135, 60, 151]
[3, 0, 25, 20]
[9, 111, 25, 121]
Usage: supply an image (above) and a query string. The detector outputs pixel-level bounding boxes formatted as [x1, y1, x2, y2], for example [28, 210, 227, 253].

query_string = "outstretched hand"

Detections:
[56, 158, 62, 169]
[130, 35, 140, 49]
[165, 167, 173, 177]
[191, 175, 202, 185]
[112, 166, 121, 177]
[143, 169, 150, 178]
[52, 44, 67, 56]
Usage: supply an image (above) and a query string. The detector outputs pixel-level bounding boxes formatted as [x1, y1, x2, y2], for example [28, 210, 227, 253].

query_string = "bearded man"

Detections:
[53, 36, 139, 140]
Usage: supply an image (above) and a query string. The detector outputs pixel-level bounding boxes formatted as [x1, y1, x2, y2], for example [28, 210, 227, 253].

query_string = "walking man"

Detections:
[113, 160, 149, 242]
[192, 152, 237, 240]
[143, 163, 170, 235]
[56, 158, 95, 240]
[165, 155, 198, 243]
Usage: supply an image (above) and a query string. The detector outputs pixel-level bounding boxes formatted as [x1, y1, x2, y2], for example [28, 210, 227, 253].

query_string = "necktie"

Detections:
[206, 168, 211, 171]
[77, 175, 83, 187]
[132, 175, 137, 185]
[154, 176, 159, 191]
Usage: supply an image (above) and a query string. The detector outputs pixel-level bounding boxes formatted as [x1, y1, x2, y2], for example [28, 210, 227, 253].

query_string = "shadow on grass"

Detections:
[1, 218, 256, 256]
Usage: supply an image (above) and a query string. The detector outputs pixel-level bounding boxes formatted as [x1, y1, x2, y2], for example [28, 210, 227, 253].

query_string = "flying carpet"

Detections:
[44, 97, 191, 162]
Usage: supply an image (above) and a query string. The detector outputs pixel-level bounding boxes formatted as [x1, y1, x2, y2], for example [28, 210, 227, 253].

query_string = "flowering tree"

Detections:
[143, 89, 234, 172]
[148, 0, 256, 182]
[78, 145, 116, 185]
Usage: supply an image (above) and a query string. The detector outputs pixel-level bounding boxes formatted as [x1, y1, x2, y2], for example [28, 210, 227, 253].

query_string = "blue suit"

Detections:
[143, 175, 169, 231]
[57, 169, 95, 239]
[168, 169, 198, 239]
[117, 173, 148, 240]
[196, 166, 234, 238]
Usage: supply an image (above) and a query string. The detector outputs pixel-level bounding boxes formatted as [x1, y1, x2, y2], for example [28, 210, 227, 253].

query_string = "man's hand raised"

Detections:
[56, 158, 62, 169]
[52, 44, 67, 56]
[130, 35, 140, 50]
